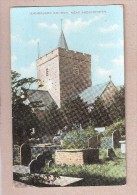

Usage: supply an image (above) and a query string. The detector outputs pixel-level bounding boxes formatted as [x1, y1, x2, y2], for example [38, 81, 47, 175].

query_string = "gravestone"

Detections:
[36, 154, 46, 167]
[20, 143, 31, 166]
[29, 159, 42, 174]
[112, 130, 121, 148]
[97, 133, 104, 148]
[29, 153, 48, 174]
[88, 135, 98, 148]
[107, 148, 117, 159]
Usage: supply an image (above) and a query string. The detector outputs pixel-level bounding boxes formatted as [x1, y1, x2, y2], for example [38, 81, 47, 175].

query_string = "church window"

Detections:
[73, 65, 79, 75]
[46, 68, 49, 76]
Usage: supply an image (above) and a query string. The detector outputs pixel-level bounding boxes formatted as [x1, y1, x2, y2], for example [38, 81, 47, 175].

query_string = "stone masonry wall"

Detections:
[55, 149, 99, 165]
[59, 48, 91, 104]
[37, 49, 61, 107]
[36, 48, 91, 107]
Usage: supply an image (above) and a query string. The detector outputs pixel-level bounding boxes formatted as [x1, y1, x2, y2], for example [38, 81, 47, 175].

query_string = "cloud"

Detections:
[92, 54, 99, 62]
[111, 55, 124, 66]
[64, 16, 103, 32]
[13, 62, 37, 79]
[97, 67, 112, 77]
[28, 38, 40, 45]
[100, 24, 119, 33]
[11, 55, 17, 63]
[38, 22, 58, 31]
[11, 34, 22, 43]
[92, 55, 111, 78]
[98, 39, 124, 48]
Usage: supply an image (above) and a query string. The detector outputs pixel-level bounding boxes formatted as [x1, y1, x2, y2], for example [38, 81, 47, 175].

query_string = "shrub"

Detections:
[62, 128, 97, 149]
[104, 119, 125, 136]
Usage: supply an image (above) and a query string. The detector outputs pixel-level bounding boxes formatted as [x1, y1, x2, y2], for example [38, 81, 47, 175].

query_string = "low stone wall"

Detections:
[55, 149, 99, 165]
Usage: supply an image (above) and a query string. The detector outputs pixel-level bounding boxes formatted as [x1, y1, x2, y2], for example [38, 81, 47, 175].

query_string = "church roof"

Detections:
[58, 30, 68, 50]
[80, 81, 111, 105]
[27, 90, 54, 110]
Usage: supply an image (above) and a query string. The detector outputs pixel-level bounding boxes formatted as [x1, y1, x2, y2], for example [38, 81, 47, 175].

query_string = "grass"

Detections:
[42, 149, 126, 186]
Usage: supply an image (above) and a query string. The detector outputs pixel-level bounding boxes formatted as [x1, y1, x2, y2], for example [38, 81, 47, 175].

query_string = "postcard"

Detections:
[10, 5, 125, 187]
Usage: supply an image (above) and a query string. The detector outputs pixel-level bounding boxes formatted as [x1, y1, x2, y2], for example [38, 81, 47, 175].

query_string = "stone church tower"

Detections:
[36, 29, 91, 107]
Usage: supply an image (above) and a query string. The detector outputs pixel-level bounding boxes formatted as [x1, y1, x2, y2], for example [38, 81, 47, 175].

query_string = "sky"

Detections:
[10, 5, 124, 87]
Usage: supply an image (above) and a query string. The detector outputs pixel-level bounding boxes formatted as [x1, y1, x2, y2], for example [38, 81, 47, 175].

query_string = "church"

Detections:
[27, 27, 118, 111]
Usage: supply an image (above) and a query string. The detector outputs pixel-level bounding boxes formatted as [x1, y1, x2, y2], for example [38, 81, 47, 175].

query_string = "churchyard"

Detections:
[13, 127, 126, 187]
[12, 68, 126, 187]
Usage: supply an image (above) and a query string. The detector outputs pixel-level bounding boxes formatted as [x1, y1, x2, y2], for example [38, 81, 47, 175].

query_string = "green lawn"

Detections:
[42, 149, 126, 186]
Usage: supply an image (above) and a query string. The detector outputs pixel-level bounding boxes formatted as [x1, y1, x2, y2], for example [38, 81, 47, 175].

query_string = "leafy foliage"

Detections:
[89, 86, 125, 127]
[41, 102, 67, 137]
[38, 96, 90, 139]
[61, 96, 90, 128]
[89, 97, 113, 127]
[107, 86, 125, 122]
[12, 70, 43, 145]
[62, 128, 97, 149]
[104, 119, 125, 136]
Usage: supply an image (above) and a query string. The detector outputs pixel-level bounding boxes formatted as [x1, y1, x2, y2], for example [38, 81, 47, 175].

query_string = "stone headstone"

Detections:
[20, 143, 31, 166]
[36, 154, 46, 167]
[112, 130, 121, 148]
[88, 135, 98, 148]
[107, 148, 117, 159]
[97, 133, 104, 148]
[29, 159, 42, 174]
[29, 152, 51, 174]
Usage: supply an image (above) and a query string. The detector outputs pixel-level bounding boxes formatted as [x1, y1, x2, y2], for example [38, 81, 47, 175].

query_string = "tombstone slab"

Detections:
[13, 165, 30, 174]
[13, 167, 83, 187]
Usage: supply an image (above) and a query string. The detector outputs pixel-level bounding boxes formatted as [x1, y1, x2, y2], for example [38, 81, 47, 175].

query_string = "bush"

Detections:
[104, 119, 125, 136]
[62, 128, 97, 149]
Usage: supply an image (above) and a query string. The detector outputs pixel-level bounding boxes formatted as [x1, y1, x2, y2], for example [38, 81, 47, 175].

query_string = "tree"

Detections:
[107, 86, 125, 122]
[12, 71, 43, 145]
[89, 86, 125, 127]
[41, 102, 67, 138]
[104, 119, 125, 136]
[89, 97, 113, 127]
[61, 96, 90, 129]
